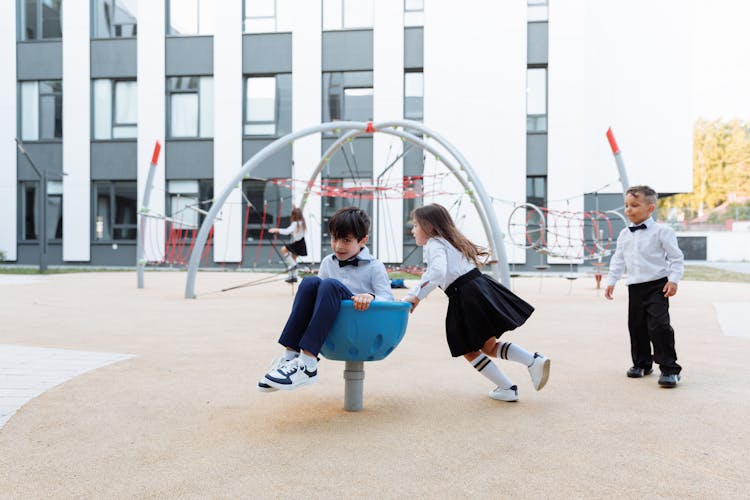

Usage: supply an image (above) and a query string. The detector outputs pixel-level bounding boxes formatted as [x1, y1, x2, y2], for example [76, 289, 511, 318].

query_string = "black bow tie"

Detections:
[337, 257, 360, 268]
[629, 223, 647, 233]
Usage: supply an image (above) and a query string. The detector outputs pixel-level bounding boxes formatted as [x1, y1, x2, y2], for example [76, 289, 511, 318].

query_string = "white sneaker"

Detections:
[489, 385, 519, 402]
[257, 355, 290, 393]
[528, 353, 550, 391]
[264, 357, 318, 390]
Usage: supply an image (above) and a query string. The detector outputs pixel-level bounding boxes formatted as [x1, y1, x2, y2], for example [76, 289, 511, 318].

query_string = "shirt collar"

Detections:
[331, 246, 374, 264]
[630, 217, 654, 229]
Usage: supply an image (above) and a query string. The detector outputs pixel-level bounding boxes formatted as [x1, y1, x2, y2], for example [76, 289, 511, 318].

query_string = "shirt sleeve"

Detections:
[406, 240, 447, 300]
[605, 230, 626, 287]
[318, 255, 333, 280]
[660, 226, 685, 283]
[369, 261, 395, 302]
[276, 221, 297, 236]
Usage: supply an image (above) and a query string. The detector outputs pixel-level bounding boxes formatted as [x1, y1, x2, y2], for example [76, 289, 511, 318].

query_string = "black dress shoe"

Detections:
[284, 277, 298, 283]
[626, 366, 654, 378]
[658, 373, 680, 387]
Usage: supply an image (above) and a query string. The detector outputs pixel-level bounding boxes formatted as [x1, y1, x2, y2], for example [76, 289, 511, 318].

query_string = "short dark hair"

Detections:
[626, 185, 658, 204]
[329, 206, 370, 240]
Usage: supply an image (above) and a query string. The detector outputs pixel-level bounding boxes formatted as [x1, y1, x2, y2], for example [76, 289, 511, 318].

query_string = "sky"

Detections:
[691, 0, 750, 121]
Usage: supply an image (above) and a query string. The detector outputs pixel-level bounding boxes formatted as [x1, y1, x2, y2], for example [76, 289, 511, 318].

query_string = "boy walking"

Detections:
[258, 206, 394, 392]
[604, 185, 684, 387]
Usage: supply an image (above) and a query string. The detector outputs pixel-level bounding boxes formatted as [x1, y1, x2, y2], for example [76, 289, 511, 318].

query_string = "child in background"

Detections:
[269, 207, 307, 283]
[403, 204, 550, 402]
[605, 185, 684, 387]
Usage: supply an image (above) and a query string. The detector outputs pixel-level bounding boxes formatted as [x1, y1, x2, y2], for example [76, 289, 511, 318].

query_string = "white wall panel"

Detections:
[291, 0, 322, 262]
[547, 0, 586, 263]
[137, 0, 166, 262]
[0, 1, 16, 260]
[424, 1, 526, 263]
[373, 0, 404, 263]
[62, 1, 91, 261]
[213, 0, 243, 263]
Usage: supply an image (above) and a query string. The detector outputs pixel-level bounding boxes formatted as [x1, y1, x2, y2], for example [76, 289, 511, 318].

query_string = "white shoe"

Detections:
[489, 385, 519, 402]
[257, 355, 291, 393]
[264, 357, 318, 390]
[528, 353, 550, 391]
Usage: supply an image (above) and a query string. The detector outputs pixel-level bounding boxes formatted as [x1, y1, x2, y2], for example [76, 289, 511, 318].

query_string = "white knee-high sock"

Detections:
[471, 354, 514, 389]
[498, 342, 535, 366]
[283, 253, 295, 269]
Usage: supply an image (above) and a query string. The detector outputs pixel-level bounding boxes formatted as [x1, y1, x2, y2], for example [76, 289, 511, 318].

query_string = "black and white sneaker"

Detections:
[264, 357, 318, 390]
[528, 353, 550, 391]
[258, 355, 290, 392]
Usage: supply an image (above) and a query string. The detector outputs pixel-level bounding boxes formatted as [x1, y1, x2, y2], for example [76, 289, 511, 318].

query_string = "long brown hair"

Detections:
[411, 204, 489, 266]
[290, 207, 306, 232]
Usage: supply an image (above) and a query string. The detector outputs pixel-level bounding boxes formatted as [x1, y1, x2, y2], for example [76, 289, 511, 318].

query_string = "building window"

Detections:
[526, 67, 547, 132]
[323, 0, 373, 30]
[404, 0, 423, 27]
[321, 178, 372, 249]
[20, 80, 63, 141]
[92, 0, 137, 38]
[19, 180, 63, 241]
[93, 79, 137, 140]
[527, 176, 546, 206]
[403, 176, 423, 242]
[166, 180, 213, 230]
[322, 71, 373, 124]
[242, 179, 292, 242]
[19, 0, 62, 40]
[167, 76, 213, 138]
[167, 0, 215, 35]
[243, 0, 276, 33]
[404, 71, 423, 121]
[528, 0, 549, 22]
[244, 77, 276, 136]
[94, 181, 138, 241]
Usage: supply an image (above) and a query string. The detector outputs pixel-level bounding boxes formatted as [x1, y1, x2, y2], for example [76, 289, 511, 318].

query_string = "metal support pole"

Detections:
[15, 138, 47, 273]
[137, 141, 161, 289]
[343, 361, 365, 411]
[606, 128, 630, 194]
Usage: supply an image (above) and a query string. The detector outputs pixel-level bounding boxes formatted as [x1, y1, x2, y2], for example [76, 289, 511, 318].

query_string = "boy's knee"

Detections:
[298, 276, 321, 291]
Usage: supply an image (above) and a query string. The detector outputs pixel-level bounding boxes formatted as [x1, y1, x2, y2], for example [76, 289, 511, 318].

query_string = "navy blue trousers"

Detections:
[278, 276, 353, 356]
[628, 277, 681, 375]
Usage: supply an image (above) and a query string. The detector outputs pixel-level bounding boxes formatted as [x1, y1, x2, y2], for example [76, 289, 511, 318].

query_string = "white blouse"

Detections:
[276, 221, 305, 243]
[405, 237, 475, 301]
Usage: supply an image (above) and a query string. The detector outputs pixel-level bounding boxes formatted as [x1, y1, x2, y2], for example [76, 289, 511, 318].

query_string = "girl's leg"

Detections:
[281, 246, 296, 271]
[464, 350, 515, 391]
[290, 254, 299, 279]
[481, 337, 550, 391]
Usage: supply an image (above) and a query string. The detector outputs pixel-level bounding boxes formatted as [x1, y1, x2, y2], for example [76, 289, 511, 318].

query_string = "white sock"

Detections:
[283, 253, 295, 268]
[498, 342, 535, 366]
[299, 352, 318, 370]
[471, 354, 514, 389]
[283, 349, 299, 361]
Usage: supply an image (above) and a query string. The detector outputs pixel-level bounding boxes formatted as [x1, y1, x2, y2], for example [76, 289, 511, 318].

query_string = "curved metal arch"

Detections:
[185, 121, 510, 298]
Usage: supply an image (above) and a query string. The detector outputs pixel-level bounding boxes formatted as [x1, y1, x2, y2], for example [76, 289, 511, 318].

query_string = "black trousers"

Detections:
[627, 277, 681, 375]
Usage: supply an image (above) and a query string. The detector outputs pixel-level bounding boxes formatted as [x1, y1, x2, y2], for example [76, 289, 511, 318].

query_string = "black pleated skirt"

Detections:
[284, 238, 308, 257]
[444, 268, 534, 357]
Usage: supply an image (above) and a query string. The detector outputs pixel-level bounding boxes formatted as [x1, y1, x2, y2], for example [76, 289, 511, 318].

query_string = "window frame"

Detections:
[526, 66, 548, 133]
[91, 0, 138, 39]
[243, 75, 278, 137]
[323, 0, 374, 30]
[404, 70, 424, 121]
[166, 0, 215, 36]
[166, 76, 213, 139]
[404, 0, 424, 27]
[20, 80, 63, 142]
[18, 0, 62, 41]
[243, 0, 277, 33]
[18, 180, 63, 242]
[92, 78, 138, 140]
[93, 181, 138, 242]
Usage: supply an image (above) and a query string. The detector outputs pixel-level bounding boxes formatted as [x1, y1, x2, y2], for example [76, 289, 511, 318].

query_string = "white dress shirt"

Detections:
[606, 217, 685, 286]
[405, 237, 476, 301]
[276, 221, 305, 243]
[318, 246, 395, 302]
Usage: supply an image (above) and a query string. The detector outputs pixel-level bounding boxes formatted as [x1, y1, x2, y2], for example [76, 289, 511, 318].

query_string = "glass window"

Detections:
[92, 0, 138, 38]
[403, 176, 423, 242]
[93, 79, 138, 140]
[19, 180, 63, 241]
[242, 179, 292, 242]
[20, 80, 62, 141]
[526, 68, 547, 132]
[404, 72, 423, 121]
[168, 0, 215, 35]
[528, 0, 549, 22]
[404, 0, 424, 27]
[167, 76, 213, 138]
[245, 77, 276, 136]
[322, 71, 373, 124]
[20, 0, 62, 40]
[244, 0, 276, 33]
[94, 181, 137, 241]
[323, 0, 373, 30]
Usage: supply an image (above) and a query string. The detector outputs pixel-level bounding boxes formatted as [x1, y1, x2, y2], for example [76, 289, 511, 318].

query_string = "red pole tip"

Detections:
[365, 122, 375, 133]
[606, 128, 620, 154]
[151, 141, 162, 165]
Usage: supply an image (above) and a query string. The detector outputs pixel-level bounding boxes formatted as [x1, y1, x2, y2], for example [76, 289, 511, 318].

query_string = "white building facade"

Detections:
[0, 0, 692, 269]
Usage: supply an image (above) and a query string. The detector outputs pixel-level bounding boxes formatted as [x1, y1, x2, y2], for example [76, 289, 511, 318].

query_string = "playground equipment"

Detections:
[320, 300, 411, 411]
